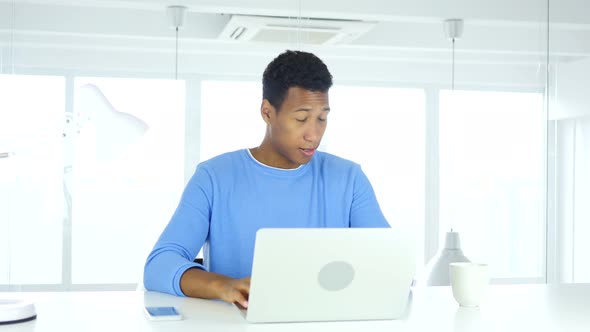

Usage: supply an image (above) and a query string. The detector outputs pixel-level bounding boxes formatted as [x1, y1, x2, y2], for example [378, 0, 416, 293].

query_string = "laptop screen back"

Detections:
[244, 228, 416, 323]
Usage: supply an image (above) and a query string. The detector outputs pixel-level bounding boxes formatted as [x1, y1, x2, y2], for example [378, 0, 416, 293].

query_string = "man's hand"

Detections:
[180, 268, 251, 308]
[216, 277, 251, 309]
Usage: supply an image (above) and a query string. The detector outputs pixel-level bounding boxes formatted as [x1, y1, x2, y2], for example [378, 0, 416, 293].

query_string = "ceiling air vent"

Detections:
[219, 15, 376, 45]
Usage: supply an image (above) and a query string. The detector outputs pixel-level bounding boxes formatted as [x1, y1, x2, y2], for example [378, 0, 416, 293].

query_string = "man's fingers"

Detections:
[231, 289, 249, 309]
[220, 277, 251, 308]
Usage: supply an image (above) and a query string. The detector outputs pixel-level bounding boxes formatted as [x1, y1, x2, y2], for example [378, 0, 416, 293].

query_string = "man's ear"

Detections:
[261, 99, 275, 125]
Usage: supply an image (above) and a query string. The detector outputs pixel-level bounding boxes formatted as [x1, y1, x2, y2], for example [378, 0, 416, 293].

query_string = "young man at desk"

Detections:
[144, 50, 389, 309]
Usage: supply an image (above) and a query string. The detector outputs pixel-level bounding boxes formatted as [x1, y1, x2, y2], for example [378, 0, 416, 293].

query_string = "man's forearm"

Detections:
[179, 267, 232, 299]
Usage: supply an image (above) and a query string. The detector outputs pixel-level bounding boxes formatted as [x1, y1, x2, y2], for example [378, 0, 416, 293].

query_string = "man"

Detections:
[144, 50, 389, 308]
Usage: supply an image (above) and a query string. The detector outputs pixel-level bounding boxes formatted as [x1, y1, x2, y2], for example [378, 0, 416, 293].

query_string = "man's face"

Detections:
[262, 86, 330, 169]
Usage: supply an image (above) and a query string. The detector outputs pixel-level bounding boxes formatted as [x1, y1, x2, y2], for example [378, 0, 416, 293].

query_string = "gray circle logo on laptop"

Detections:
[318, 261, 355, 291]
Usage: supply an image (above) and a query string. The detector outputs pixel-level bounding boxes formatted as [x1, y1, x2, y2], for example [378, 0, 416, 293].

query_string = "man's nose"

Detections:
[303, 122, 323, 142]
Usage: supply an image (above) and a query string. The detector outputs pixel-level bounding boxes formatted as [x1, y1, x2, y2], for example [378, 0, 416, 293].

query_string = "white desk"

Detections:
[2, 284, 589, 332]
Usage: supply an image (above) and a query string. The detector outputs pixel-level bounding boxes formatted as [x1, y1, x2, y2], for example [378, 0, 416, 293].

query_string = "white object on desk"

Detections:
[244, 228, 416, 323]
[0, 299, 36, 324]
[450, 262, 489, 307]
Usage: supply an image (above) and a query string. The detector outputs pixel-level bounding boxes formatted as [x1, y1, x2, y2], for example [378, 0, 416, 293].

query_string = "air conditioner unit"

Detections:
[219, 15, 376, 45]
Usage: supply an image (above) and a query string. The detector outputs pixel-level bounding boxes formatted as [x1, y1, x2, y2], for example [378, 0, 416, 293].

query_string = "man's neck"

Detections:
[249, 144, 301, 170]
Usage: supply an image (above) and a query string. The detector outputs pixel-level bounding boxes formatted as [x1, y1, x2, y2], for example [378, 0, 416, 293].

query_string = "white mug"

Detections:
[449, 262, 488, 307]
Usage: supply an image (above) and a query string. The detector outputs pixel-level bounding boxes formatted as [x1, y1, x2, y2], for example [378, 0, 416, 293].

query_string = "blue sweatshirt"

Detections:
[144, 149, 389, 296]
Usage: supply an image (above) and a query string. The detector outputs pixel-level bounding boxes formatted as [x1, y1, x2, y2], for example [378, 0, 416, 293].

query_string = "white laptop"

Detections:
[238, 227, 416, 323]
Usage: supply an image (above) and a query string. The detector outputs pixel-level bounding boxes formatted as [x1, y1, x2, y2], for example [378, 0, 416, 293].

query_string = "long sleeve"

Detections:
[144, 150, 390, 292]
[349, 165, 390, 228]
[143, 165, 213, 296]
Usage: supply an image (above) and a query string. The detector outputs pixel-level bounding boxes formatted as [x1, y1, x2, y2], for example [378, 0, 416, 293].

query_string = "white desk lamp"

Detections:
[1, 84, 148, 324]
[74, 84, 149, 160]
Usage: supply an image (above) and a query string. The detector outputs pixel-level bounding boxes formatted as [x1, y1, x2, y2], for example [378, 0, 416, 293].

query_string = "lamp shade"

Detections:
[75, 84, 149, 160]
[423, 231, 470, 286]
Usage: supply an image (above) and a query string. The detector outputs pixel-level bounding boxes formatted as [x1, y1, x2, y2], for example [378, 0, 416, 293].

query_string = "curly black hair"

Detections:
[262, 50, 333, 110]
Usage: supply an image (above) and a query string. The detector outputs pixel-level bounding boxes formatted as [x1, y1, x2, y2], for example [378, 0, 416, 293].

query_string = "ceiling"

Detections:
[0, 0, 588, 87]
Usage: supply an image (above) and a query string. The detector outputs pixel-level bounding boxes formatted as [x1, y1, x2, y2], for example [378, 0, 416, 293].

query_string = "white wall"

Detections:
[551, 57, 590, 120]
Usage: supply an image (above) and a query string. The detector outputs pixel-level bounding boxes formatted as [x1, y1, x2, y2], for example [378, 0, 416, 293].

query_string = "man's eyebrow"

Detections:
[294, 107, 331, 112]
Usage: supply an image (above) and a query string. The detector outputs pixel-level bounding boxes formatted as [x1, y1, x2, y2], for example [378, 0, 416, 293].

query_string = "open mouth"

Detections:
[300, 148, 315, 157]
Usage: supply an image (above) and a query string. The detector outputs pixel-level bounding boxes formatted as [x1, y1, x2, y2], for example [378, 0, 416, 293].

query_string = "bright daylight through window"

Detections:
[439, 90, 544, 280]
[0, 75, 185, 288]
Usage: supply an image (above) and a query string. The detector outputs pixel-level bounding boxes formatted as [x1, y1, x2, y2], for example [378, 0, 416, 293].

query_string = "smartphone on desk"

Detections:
[144, 306, 183, 321]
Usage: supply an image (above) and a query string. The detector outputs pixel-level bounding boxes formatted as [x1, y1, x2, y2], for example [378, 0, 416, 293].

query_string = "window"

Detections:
[200, 81, 264, 161]
[0, 76, 549, 288]
[0, 74, 65, 286]
[0, 75, 186, 289]
[70, 77, 185, 285]
[326, 86, 425, 267]
[439, 90, 544, 280]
